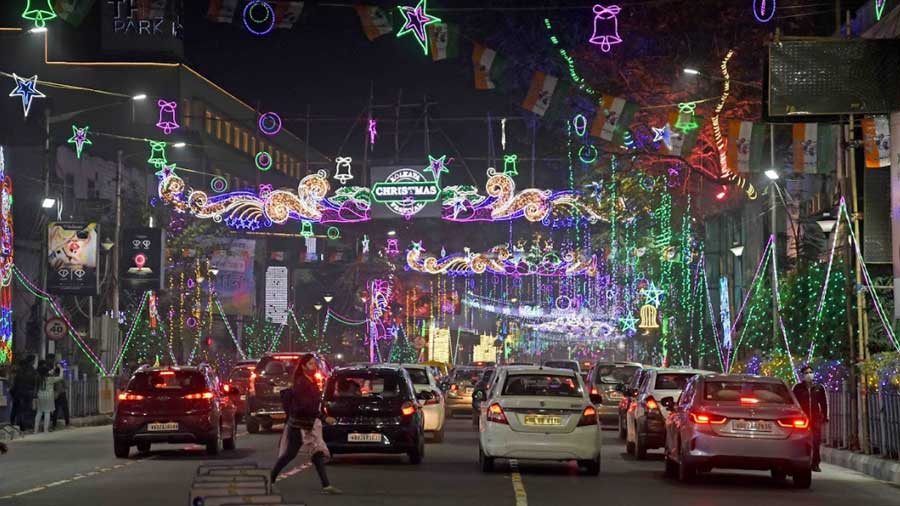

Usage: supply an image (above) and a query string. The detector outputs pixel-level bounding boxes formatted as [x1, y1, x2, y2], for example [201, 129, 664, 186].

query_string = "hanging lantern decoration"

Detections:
[147, 140, 168, 168]
[334, 156, 354, 185]
[589, 5, 622, 53]
[156, 100, 179, 135]
[639, 304, 659, 329]
[675, 102, 699, 133]
[21, 0, 57, 29]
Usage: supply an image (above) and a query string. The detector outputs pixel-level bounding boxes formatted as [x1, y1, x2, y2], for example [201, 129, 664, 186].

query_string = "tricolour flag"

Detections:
[791, 123, 836, 174]
[664, 110, 699, 156]
[54, 0, 95, 26]
[726, 120, 766, 173]
[863, 115, 892, 168]
[354, 4, 393, 41]
[590, 95, 637, 142]
[522, 72, 559, 117]
[473, 44, 500, 90]
[428, 23, 459, 62]
[207, 0, 238, 23]
[275, 1, 305, 29]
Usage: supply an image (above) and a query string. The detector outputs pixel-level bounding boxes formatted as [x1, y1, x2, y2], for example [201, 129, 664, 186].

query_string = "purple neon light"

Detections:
[589, 5, 622, 53]
[368, 119, 377, 145]
[258, 112, 282, 136]
[752, 0, 775, 23]
[156, 100, 179, 135]
[243, 0, 275, 36]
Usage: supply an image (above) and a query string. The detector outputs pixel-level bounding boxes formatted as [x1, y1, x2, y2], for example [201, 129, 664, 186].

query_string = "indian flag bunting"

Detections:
[664, 111, 699, 156]
[207, 0, 238, 23]
[428, 23, 459, 61]
[791, 123, 836, 174]
[354, 4, 393, 41]
[590, 95, 637, 142]
[522, 72, 559, 117]
[726, 120, 766, 173]
[275, 1, 305, 28]
[862, 115, 892, 168]
[54, 0, 96, 26]
[473, 44, 500, 90]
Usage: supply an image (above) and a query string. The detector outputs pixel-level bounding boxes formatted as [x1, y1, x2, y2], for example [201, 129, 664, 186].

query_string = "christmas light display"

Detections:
[243, 0, 276, 36]
[210, 177, 228, 193]
[876, 0, 887, 20]
[156, 100, 179, 135]
[255, 151, 273, 171]
[21, 0, 57, 28]
[407, 241, 599, 277]
[368, 119, 378, 145]
[641, 282, 665, 307]
[327, 226, 341, 240]
[675, 102, 698, 133]
[334, 156, 354, 184]
[752, 0, 776, 22]
[386, 238, 400, 255]
[0, 147, 12, 365]
[361, 234, 370, 254]
[147, 140, 168, 168]
[578, 145, 599, 164]
[67, 125, 91, 159]
[8, 73, 45, 118]
[619, 313, 638, 333]
[710, 50, 757, 200]
[368, 278, 393, 361]
[258, 112, 282, 136]
[573, 114, 588, 137]
[651, 125, 672, 150]
[639, 304, 659, 329]
[300, 221, 314, 238]
[502, 154, 519, 176]
[589, 5, 623, 53]
[396, 0, 442, 55]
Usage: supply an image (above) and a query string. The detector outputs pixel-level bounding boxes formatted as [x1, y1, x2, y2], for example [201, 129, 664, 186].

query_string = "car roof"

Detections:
[544, 359, 577, 364]
[651, 368, 713, 375]
[233, 361, 257, 367]
[398, 363, 428, 370]
[136, 366, 204, 373]
[506, 366, 577, 376]
[700, 374, 787, 383]
[335, 364, 407, 373]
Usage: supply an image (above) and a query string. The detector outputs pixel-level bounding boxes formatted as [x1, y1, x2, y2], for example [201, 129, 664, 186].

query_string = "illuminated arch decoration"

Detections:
[243, 0, 276, 36]
[406, 242, 599, 277]
[158, 169, 372, 231]
[0, 147, 13, 365]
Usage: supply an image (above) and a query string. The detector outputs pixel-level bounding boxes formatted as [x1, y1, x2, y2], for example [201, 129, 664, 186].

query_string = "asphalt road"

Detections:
[1, 419, 898, 506]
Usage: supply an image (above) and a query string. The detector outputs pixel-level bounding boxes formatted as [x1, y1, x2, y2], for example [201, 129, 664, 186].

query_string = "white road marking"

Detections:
[0, 455, 150, 500]
[509, 459, 528, 506]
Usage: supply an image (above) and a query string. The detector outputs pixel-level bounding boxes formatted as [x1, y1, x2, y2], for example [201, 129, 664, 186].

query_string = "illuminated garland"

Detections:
[407, 242, 598, 277]
[111, 291, 150, 374]
[0, 147, 12, 365]
[710, 50, 757, 200]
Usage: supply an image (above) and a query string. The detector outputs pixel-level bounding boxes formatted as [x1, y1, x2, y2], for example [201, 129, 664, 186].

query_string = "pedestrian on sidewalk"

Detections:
[33, 361, 64, 434]
[51, 362, 69, 429]
[11, 355, 37, 431]
[793, 365, 828, 472]
[270, 353, 341, 495]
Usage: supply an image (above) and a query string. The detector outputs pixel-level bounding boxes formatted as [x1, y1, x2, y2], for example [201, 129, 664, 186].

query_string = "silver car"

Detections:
[662, 374, 813, 489]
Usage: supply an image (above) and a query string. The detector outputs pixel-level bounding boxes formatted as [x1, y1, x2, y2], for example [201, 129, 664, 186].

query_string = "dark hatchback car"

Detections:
[113, 366, 239, 458]
[586, 362, 642, 425]
[227, 360, 258, 422]
[246, 352, 330, 433]
[322, 365, 428, 464]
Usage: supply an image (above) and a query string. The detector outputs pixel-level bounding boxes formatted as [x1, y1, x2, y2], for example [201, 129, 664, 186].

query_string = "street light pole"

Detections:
[111, 150, 123, 374]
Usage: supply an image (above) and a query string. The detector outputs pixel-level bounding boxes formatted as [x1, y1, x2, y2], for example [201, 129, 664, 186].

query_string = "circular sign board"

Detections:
[45, 317, 67, 341]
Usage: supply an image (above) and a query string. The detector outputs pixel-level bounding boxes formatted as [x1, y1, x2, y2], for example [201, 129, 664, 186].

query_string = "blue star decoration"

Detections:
[641, 282, 665, 307]
[396, 0, 441, 55]
[619, 314, 639, 333]
[9, 73, 45, 118]
[154, 163, 177, 180]
[652, 124, 673, 150]
[67, 125, 92, 159]
[425, 154, 449, 184]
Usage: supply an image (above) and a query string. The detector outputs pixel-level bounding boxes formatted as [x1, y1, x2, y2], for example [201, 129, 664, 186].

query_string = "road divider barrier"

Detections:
[189, 462, 305, 506]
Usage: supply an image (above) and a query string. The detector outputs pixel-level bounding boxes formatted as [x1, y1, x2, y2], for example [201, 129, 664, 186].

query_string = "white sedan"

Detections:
[478, 366, 601, 475]
[402, 363, 446, 442]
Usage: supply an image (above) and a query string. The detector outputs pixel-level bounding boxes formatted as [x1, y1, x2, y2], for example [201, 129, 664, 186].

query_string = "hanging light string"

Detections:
[213, 295, 247, 360]
[726, 241, 774, 371]
[768, 234, 799, 382]
[806, 199, 843, 361]
[699, 254, 725, 372]
[110, 290, 150, 375]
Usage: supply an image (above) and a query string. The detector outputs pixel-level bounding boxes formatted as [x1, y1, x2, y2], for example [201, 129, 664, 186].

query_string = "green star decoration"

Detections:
[641, 282, 665, 307]
[619, 314, 639, 333]
[396, 0, 441, 55]
[67, 125, 92, 159]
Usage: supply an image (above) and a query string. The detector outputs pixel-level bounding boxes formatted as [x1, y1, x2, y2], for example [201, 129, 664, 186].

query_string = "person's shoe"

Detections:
[812, 464, 822, 472]
[322, 486, 343, 495]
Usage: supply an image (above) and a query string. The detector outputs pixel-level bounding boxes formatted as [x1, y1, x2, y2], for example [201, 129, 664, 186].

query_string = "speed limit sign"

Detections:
[44, 317, 67, 341]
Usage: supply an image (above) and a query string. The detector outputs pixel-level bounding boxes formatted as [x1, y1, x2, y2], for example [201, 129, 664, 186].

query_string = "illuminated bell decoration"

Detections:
[386, 238, 400, 255]
[589, 5, 622, 53]
[156, 100, 179, 135]
[503, 154, 518, 176]
[334, 156, 353, 185]
[147, 141, 168, 168]
[675, 102, 699, 132]
[300, 221, 314, 238]
[639, 304, 659, 329]
[21, 0, 57, 28]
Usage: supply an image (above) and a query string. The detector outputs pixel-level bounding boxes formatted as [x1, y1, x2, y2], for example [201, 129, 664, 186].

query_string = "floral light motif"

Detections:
[156, 100, 179, 135]
[589, 5, 622, 53]
[407, 242, 598, 277]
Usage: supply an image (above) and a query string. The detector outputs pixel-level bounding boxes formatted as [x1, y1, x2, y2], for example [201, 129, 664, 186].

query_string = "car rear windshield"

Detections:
[452, 368, 483, 385]
[128, 370, 206, 393]
[503, 374, 583, 397]
[404, 368, 429, 385]
[655, 373, 696, 390]
[257, 356, 300, 377]
[544, 361, 579, 372]
[327, 372, 409, 400]
[703, 381, 793, 404]
[229, 368, 253, 380]
[595, 365, 639, 384]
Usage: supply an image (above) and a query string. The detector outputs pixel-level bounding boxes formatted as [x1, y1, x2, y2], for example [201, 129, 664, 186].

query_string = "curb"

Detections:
[822, 447, 900, 485]
[0, 415, 112, 441]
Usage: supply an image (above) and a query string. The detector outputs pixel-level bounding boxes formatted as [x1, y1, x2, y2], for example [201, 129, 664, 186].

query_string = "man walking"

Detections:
[51, 361, 69, 430]
[793, 365, 828, 472]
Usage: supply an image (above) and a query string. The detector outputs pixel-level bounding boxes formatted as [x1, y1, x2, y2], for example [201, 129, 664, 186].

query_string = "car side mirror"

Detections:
[474, 391, 485, 401]
[660, 396, 675, 410]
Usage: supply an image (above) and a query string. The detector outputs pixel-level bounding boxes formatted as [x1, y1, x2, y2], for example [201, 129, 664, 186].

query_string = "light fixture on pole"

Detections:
[387, 230, 397, 236]
[209, 267, 219, 277]
[683, 68, 700, 75]
[101, 238, 115, 251]
[313, 303, 323, 311]
[172, 142, 186, 148]
[132, 94, 147, 101]
[816, 213, 837, 233]
[323, 294, 334, 303]
[41, 197, 56, 209]
[729, 244, 744, 257]
[764, 169, 779, 181]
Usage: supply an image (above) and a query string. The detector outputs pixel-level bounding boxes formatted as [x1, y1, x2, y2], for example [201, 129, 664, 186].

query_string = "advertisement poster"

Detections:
[48, 222, 99, 295]
[210, 239, 256, 315]
[121, 227, 165, 290]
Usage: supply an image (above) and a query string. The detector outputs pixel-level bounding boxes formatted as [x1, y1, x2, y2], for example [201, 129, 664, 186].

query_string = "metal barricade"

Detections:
[826, 385, 900, 460]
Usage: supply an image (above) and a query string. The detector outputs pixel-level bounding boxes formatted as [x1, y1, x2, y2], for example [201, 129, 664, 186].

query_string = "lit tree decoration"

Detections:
[21, 0, 57, 29]
[156, 100, 179, 135]
[752, 0, 776, 23]
[147, 140, 168, 168]
[67, 125, 92, 159]
[588, 5, 622, 53]
[8, 73, 45, 118]
[503, 154, 519, 176]
[396, 0, 442, 55]
[334, 156, 354, 185]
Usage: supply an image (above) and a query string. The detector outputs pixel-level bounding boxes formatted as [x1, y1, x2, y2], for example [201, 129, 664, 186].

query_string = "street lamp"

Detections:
[132, 94, 147, 101]
[764, 169, 780, 181]
[172, 142, 186, 148]
[817, 213, 837, 234]
[729, 244, 744, 257]
[41, 197, 56, 208]
[683, 67, 700, 75]
[313, 303, 324, 340]
[323, 294, 334, 303]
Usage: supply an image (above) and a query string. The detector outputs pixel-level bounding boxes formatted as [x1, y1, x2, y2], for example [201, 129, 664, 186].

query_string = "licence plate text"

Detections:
[147, 422, 178, 432]
[733, 420, 773, 432]
[348, 433, 382, 443]
[523, 415, 562, 426]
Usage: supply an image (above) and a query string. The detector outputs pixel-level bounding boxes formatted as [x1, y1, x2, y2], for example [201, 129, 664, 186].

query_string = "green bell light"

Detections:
[22, 0, 57, 29]
[147, 141, 168, 169]
[301, 221, 314, 238]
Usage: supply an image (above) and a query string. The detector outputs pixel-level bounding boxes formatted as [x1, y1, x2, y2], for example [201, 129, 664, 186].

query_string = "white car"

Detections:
[402, 363, 446, 442]
[478, 366, 601, 475]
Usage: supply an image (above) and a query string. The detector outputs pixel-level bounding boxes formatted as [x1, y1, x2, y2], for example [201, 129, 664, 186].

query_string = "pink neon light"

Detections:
[589, 5, 622, 53]
[156, 100, 179, 135]
[368, 119, 377, 145]
[753, 0, 775, 23]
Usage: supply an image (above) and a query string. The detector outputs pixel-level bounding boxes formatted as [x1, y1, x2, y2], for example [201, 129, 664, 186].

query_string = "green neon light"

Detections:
[22, 0, 57, 28]
[327, 226, 340, 240]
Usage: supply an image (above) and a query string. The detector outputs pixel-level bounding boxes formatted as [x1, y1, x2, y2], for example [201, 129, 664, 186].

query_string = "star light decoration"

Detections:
[641, 282, 665, 307]
[154, 164, 177, 180]
[425, 154, 449, 184]
[652, 124, 673, 150]
[396, 0, 441, 55]
[9, 74, 45, 118]
[67, 125, 92, 159]
[361, 234, 370, 254]
[619, 314, 639, 333]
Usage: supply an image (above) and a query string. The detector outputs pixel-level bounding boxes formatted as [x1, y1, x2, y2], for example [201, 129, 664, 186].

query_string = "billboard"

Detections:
[265, 266, 289, 325]
[101, 0, 184, 57]
[121, 227, 165, 290]
[370, 166, 443, 219]
[48, 222, 99, 295]
[210, 239, 256, 315]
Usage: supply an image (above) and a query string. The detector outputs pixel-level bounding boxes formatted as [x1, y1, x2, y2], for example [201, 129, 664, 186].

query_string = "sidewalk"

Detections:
[822, 447, 900, 486]
[0, 414, 111, 442]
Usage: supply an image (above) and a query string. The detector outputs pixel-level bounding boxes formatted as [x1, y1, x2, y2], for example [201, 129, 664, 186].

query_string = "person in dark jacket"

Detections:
[10, 355, 37, 430]
[793, 365, 828, 472]
[269, 354, 341, 494]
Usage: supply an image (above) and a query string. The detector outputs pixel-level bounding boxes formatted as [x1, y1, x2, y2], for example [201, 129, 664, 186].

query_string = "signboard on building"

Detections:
[265, 266, 289, 325]
[121, 227, 165, 290]
[102, 0, 184, 57]
[370, 166, 442, 219]
[48, 222, 99, 295]
[428, 325, 451, 364]
[209, 238, 256, 315]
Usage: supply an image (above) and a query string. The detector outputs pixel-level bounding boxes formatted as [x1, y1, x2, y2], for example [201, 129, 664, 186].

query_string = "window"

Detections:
[183, 99, 192, 128]
[327, 373, 407, 400]
[655, 373, 696, 391]
[242, 132, 249, 153]
[215, 116, 222, 139]
[404, 368, 429, 385]
[224, 121, 231, 144]
[595, 364, 640, 385]
[233, 126, 241, 150]
[679, 381, 695, 407]
[205, 110, 212, 134]
[229, 368, 252, 381]
[128, 370, 207, 393]
[502, 374, 583, 398]
[703, 381, 793, 404]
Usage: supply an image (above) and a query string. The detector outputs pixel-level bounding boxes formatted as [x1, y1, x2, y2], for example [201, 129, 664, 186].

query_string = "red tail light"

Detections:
[486, 403, 508, 424]
[590, 386, 599, 396]
[223, 384, 231, 393]
[183, 391, 214, 400]
[117, 392, 144, 401]
[689, 412, 727, 425]
[645, 397, 659, 410]
[578, 405, 598, 426]
[425, 393, 441, 405]
[401, 401, 417, 416]
[777, 417, 809, 429]
[740, 397, 760, 405]
[158, 371, 175, 376]
[249, 372, 257, 396]
[450, 384, 458, 392]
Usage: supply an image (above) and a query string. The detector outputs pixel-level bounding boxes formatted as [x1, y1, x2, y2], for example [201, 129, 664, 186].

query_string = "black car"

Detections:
[322, 365, 428, 464]
[246, 352, 330, 433]
[470, 368, 496, 425]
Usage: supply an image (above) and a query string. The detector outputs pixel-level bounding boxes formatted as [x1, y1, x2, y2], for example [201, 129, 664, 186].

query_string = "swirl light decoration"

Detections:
[406, 242, 598, 277]
[0, 147, 13, 365]
[158, 169, 372, 230]
[710, 50, 757, 200]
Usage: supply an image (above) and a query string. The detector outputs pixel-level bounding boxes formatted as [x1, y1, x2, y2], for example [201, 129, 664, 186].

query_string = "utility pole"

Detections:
[40, 107, 51, 359]
[112, 150, 123, 373]
[362, 82, 373, 187]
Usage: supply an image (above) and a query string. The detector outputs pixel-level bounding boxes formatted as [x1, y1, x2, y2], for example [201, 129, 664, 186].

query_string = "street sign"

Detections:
[44, 317, 67, 341]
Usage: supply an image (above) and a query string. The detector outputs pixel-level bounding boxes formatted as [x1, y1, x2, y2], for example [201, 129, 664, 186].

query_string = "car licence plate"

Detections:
[733, 420, 773, 432]
[523, 415, 562, 426]
[147, 422, 178, 432]
[347, 433, 382, 443]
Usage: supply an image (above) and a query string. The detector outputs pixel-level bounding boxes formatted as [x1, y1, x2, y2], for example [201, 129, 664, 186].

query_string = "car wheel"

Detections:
[114, 441, 130, 459]
[771, 469, 787, 482]
[478, 447, 494, 472]
[223, 426, 236, 451]
[408, 437, 424, 464]
[792, 469, 812, 489]
[432, 425, 445, 443]
[618, 416, 627, 439]
[664, 452, 677, 478]
[246, 417, 260, 434]
[635, 433, 647, 460]
[579, 458, 601, 476]
[206, 428, 221, 456]
[625, 440, 635, 455]
[136, 442, 151, 454]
